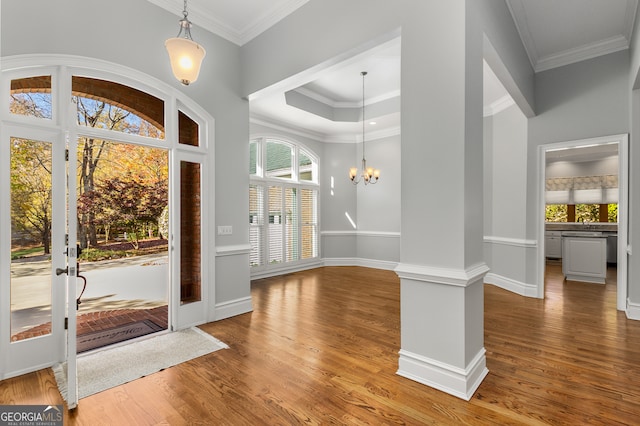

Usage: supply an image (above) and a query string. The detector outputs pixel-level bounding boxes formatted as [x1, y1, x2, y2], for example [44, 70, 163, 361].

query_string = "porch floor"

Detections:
[11, 305, 168, 348]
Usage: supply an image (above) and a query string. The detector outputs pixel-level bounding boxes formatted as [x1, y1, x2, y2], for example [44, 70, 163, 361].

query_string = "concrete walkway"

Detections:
[10, 253, 168, 334]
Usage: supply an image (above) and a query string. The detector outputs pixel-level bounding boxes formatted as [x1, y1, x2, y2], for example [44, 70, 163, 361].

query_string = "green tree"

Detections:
[575, 204, 599, 222]
[545, 204, 567, 222]
[76, 98, 132, 248]
[10, 139, 53, 254]
[78, 176, 167, 250]
[608, 204, 618, 222]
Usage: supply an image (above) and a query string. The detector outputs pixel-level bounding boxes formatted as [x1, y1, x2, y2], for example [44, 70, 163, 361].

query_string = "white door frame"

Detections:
[1, 55, 215, 383]
[0, 125, 67, 379]
[537, 134, 629, 311]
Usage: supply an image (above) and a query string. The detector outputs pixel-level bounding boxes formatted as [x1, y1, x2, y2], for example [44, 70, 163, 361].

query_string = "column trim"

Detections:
[394, 262, 490, 287]
[397, 348, 488, 401]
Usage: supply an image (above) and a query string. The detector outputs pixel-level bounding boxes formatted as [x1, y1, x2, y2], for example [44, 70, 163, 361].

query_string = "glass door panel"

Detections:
[1, 126, 65, 380]
[10, 137, 53, 340]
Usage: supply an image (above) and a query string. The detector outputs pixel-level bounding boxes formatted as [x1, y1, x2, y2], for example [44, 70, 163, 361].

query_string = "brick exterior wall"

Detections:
[180, 161, 201, 303]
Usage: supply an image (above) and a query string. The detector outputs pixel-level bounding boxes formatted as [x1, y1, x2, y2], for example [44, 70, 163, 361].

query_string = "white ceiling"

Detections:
[150, 0, 637, 144]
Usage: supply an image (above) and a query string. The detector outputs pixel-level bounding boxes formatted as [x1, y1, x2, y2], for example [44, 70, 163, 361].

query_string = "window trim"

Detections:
[249, 135, 320, 275]
[250, 135, 319, 184]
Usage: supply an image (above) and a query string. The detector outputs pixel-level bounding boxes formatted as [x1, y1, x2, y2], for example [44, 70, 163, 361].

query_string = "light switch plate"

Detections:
[217, 225, 233, 235]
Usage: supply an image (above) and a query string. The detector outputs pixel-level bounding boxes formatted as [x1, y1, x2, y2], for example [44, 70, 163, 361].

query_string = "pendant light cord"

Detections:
[362, 71, 367, 161]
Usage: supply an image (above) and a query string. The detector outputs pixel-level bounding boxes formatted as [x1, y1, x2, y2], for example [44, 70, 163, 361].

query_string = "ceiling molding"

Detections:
[148, 0, 309, 46]
[505, 0, 538, 70]
[250, 115, 348, 143]
[250, 115, 400, 144]
[356, 126, 401, 143]
[483, 95, 516, 117]
[506, 0, 638, 73]
[238, 0, 310, 45]
[624, 0, 639, 41]
[535, 35, 630, 73]
[293, 87, 355, 108]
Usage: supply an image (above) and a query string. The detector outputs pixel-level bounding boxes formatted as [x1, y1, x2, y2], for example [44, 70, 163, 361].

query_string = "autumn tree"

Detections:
[78, 176, 168, 249]
[9, 89, 54, 253]
[10, 139, 53, 254]
[76, 98, 132, 248]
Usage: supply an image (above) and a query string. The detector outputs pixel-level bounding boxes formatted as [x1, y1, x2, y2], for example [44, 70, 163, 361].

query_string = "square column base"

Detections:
[395, 262, 490, 400]
[397, 347, 488, 401]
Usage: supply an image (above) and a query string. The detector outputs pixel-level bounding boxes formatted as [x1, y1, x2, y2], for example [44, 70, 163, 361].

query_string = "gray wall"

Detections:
[2, 0, 251, 312]
[526, 50, 630, 289]
[244, 0, 533, 274]
[483, 104, 532, 294]
[249, 121, 401, 268]
[546, 157, 618, 178]
[488, 105, 528, 238]
[628, 5, 640, 306]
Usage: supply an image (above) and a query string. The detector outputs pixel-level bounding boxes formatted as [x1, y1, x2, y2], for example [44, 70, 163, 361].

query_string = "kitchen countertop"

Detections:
[561, 231, 607, 237]
[546, 222, 618, 232]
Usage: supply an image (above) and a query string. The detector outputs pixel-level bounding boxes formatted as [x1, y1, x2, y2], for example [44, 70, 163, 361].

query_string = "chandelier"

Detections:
[349, 71, 380, 185]
[165, 0, 206, 85]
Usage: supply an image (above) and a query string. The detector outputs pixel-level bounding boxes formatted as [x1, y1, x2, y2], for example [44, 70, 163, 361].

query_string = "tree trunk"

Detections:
[42, 219, 51, 255]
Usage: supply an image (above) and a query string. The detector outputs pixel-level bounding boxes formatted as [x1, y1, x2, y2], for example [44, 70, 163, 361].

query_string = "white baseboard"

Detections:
[1, 361, 54, 381]
[626, 298, 640, 320]
[250, 260, 324, 280]
[214, 296, 253, 321]
[323, 257, 398, 271]
[484, 272, 539, 298]
[397, 348, 488, 401]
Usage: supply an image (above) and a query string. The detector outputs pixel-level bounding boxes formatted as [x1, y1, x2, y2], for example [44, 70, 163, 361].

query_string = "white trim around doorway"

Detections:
[537, 134, 629, 312]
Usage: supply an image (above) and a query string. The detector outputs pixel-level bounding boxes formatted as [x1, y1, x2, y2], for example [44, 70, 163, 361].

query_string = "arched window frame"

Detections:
[249, 135, 320, 277]
[0, 55, 215, 346]
[250, 136, 319, 184]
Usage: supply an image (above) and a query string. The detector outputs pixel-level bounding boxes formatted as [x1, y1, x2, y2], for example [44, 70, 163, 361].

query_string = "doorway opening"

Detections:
[2, 59, 212, 388]
[73, 138, 169, 353]
[539, 134, 629, 311]
[9, 79, 170, 352]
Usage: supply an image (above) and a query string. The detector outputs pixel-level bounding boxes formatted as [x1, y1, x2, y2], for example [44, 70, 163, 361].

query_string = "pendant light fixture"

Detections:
[349, 71, 380, 185]
[165, 0, 206, 85]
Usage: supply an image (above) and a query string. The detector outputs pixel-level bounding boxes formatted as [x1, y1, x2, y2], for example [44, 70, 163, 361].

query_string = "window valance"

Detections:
[545, 175, 618, 204]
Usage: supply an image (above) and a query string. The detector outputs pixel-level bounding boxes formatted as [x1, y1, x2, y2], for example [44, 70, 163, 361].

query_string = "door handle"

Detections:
[56, 267, 68, 276]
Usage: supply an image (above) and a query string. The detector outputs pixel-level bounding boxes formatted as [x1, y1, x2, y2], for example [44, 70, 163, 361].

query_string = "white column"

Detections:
[395, 0, 488, 400]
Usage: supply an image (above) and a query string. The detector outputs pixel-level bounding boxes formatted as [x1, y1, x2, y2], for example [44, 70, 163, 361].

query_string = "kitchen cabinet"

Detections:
[606, 233, 618, 264]
[562, 233, 607, 284]
[545, 231, 562, 259]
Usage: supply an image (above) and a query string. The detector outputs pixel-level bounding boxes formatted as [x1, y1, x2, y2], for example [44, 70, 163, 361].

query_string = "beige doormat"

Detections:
[53, 327, 228, 401]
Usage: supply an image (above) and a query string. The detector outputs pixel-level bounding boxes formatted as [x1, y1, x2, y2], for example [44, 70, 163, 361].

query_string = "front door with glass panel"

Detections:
[1, 66, 210, 404]
[0, 125, 69, 380]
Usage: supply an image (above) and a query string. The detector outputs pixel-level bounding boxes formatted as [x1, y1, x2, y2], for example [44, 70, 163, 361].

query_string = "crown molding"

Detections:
[507, 0, 637, 73]
[238, 0, 309, 45]
[535, 35, 629, 72]
[250, 115, 331, 142]
[483, 95, 515, 117]
[293, 87, 401, 110]
[148, 0, 309, 46]
[250, 115, 400, 144]
[505, 0, 538, 71]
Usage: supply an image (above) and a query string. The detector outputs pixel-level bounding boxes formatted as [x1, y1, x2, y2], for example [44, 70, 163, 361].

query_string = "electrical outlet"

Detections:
[217, 225, 233, 235]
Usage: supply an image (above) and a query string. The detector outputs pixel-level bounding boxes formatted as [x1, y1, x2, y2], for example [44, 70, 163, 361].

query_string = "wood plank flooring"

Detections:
[2, 264, 640, 424]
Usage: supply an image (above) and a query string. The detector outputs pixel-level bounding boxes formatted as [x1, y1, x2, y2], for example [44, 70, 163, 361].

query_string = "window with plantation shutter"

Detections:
[301, 189, 318, 259]
[286, 188, 299, 262]
[268, 186, 284, 264]
[249, 184, 264, 267]
[249, 137, 318, 271]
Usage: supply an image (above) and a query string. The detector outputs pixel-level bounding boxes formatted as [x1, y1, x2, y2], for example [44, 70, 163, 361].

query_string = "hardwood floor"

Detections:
[2, 264, 640, 424]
